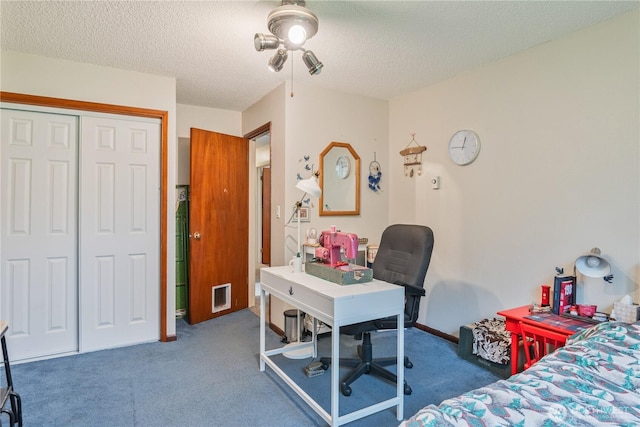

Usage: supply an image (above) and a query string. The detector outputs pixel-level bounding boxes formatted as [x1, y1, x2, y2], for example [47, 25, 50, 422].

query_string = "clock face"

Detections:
[335, 155, 351, 179]
[448, 130, 480, 165]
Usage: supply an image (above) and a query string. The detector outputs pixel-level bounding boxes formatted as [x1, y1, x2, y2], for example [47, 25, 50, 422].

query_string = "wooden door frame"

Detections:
[244, 123, 271, 318]
[260, 166, 271, 265]
[245, 123, 272, 268]
[0, 91, 171, 342]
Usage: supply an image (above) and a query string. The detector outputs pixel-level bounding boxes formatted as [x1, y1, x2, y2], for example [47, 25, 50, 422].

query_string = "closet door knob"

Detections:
[193, 232, 201, 240]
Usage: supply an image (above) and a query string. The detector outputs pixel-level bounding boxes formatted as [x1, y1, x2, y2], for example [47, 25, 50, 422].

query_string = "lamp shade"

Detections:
[302, 50, 323, 75]
[296, 175, 321, 198]
[254, 33, 279, 51]
[268, 49, 288, 72]
[575, 247, 611, 278]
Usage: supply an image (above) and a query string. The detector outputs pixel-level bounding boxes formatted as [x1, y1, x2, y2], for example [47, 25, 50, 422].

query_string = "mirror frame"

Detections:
[319, 141, 360, 216]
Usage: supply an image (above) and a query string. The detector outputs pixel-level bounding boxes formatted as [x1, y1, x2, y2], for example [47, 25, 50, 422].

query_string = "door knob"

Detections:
[193, 232, 201, 240]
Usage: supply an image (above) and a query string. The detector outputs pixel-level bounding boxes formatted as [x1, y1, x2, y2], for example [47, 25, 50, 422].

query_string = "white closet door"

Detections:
[0, 109, 79, 360]
[79, 116, 160, 352]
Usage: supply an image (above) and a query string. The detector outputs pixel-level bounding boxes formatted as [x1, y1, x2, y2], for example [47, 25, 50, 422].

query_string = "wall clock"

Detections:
[448, 130, 481, 165]
[335, 155, 351, 179]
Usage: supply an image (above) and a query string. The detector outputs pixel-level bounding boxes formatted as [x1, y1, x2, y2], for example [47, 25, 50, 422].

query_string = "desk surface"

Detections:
[260, 266, 403, 326]
[498, 305, 596, 376]
[498, 305, 594, 335]
[262, 266, 399, 297]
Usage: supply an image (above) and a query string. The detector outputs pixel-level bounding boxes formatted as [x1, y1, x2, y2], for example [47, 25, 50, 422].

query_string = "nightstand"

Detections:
[497, 305, 594, 375]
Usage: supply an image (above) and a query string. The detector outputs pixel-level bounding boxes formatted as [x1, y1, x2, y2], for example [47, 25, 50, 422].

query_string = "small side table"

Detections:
[0, 322, 22, 426]
[497, 306, 594, 376]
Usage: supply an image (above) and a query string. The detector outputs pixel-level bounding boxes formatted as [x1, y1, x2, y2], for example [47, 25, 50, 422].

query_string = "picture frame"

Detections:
[294, 207, 310, 222]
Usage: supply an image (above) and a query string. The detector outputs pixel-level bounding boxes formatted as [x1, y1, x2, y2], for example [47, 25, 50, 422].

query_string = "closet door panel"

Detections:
[79, 116, 160, 352]
[1, 109, 78, 361]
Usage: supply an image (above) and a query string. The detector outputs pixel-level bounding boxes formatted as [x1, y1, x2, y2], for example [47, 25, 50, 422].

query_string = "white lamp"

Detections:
[293, 171, 321, 257]
[283, 171, 321, 359]
[296, 171, 322, 197]
[575, 247, 613, 283]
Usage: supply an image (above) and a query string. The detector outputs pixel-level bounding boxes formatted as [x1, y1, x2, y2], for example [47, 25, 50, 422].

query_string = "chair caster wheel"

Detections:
[404, 383, 412, 395]
[405, 360, 413, 369]
[341, 384, 352, 396]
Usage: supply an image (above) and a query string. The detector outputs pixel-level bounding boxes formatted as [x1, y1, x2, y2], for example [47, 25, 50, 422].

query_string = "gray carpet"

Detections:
[11, 309, 500, 426]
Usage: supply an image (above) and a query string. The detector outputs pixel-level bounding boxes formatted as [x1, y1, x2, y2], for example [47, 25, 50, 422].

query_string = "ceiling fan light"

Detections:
[268, 49, 288, 72]
[254, 33, 280, 51]
[256, 1, 323, 75]
[287, 24, 307, 46]
[302, 50, 323, 75]
[267, 4, 318, 45]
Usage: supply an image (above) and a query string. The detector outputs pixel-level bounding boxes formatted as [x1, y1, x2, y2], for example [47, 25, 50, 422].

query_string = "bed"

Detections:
[400, 321, 640, 426]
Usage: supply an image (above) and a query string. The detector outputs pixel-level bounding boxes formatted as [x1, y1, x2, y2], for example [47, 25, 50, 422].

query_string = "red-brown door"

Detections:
[261, 166, 271, 265]
[188, 128, 249, 324]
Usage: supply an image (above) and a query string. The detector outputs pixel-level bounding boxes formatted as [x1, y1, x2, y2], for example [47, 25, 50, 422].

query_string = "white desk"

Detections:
[259, 266, 404, 427]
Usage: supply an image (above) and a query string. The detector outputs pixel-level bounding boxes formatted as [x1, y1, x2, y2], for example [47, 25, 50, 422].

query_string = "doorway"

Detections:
[187, 128, 249, 325]
[174, 125, 271, 321]
[247, 126, 271, 316]
[255, 133, 271, 273]
[1, 106, 161, 361]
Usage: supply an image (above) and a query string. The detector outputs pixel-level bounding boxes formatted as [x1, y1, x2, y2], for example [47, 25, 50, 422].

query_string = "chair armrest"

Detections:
[394, 281, 426, 297]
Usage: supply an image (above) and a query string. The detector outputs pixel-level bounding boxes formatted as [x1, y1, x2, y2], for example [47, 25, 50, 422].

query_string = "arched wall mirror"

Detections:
[319, 142, 360, 216]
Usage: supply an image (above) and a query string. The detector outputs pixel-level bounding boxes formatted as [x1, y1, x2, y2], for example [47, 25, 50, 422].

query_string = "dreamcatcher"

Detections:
[368, 153, 382, 193]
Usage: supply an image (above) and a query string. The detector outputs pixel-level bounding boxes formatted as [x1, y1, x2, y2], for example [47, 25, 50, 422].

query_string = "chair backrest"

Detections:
[372, 224, 434, 328]
[520, 321, 567, 369]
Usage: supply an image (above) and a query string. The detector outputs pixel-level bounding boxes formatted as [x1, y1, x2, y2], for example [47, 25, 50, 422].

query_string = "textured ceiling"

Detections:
[1, 1, 638, 111]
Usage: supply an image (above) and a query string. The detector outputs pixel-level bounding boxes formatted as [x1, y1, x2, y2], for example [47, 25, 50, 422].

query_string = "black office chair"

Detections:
[320, 224, 434, 396]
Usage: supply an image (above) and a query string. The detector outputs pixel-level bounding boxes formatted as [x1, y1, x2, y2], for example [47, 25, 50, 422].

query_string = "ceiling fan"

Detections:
[254, 0, 323, 75]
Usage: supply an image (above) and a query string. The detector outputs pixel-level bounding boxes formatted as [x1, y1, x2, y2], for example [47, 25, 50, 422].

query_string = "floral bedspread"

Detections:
[400, 321, 640, 426]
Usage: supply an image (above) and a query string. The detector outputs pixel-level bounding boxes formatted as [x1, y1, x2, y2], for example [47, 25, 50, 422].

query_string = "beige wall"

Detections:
[389, 10, 640, 335]
[283, 81, 390, 254]
[244, 80, 391, 268]
[243, 82, 287, 269]
[0, 50, 179, 337]
[243, 81, 389, 330]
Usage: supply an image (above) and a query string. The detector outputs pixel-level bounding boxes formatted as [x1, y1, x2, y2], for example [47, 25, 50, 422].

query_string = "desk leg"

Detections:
[312, 317, 318, 358]
[330, 324, 340, 427]
[509, 331, 518, 376]
[396, 313, 404, 421]
[259, 286, 266, 371]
